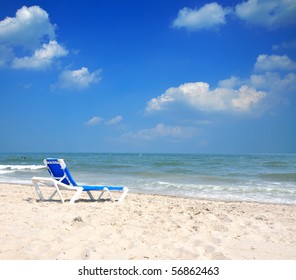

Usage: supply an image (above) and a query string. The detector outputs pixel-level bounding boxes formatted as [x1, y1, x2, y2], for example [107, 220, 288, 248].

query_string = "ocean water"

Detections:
[0, 153, 295, 205]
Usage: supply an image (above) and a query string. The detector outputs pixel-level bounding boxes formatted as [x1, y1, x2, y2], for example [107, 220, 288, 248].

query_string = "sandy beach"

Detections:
[0, 183, 295, 260]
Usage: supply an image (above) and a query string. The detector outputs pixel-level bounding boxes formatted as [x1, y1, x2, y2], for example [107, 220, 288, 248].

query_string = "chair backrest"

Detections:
[44, 158, 77, 186]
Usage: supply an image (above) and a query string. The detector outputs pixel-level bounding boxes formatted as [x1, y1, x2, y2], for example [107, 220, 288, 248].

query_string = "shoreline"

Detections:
[1, 181, 295, 207]
[0, 183, 296, 260]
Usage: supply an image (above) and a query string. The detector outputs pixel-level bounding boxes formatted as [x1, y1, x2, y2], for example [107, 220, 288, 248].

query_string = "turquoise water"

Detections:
[0, 153, 295, 204]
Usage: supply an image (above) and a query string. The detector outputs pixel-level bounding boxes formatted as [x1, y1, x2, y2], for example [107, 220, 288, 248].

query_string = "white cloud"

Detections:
[172, 1, 296, 32]
[230, 85, 266, 111]
[58, 67, 102, 89]
[0, 5, 55, 49]
[250, 72, 296, 94]
[146, 52, 296, 114]
[146, 81, 265, 113]
[172, 2, 230, 31]
[0, 45, 14, 67]
[227, 55, 296, 99]
[86, 115, 123, 126]
[106, 115, 123, 125]
[12, 40, 68, 69]
[272, 39, 296, 50]
[235, 0, 296, 29]
[122, 123, 198, 141]
[85, 116, 104, 126]
[0, 6, 70, 70]
[218, 76, 242, 88]
[254, 54, 296, 72]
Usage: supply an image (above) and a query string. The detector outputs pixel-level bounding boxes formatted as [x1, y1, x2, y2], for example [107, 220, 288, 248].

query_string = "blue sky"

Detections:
[0, 0, 296, 153]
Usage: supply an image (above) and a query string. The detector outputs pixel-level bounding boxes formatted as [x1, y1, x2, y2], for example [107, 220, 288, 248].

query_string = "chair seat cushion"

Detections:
[82, 185, 124, 191]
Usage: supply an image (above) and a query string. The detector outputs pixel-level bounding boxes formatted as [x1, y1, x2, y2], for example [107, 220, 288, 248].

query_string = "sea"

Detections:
[0, 153, 295, 205]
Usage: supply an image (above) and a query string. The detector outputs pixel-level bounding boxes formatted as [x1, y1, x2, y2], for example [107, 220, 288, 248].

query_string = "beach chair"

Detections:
[32, 158, 129, 204]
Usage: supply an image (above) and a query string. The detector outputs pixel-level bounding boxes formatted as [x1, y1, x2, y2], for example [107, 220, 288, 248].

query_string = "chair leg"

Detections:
[53, 182, 65, 203]
[107, 190, 115, 202]
[98, 188, 128, 202]
[98, 189, 115, 202]
[98, 190, 106, 200]
[86, 191, 95, 200]
[69, 188, 83, 204]
[33, 182, 45, 201]
[49, 190, 58, 200]
[118, 187, 129, 202]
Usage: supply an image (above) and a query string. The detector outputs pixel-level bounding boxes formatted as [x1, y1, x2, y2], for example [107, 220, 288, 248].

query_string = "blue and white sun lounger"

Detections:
[32, 158, 129, 204]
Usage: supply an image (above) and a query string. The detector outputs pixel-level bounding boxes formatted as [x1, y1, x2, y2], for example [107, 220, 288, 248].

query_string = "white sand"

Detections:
[0, 183, 295, 260]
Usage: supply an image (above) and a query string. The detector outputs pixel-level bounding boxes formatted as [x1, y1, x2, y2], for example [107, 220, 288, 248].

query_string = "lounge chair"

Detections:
[32, 158, 129, 203]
